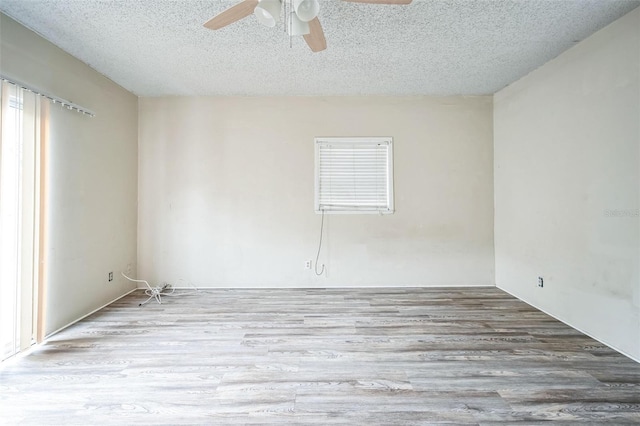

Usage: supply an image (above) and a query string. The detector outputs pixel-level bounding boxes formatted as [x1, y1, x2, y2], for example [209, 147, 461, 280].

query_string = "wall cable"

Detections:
[121, 273, 198, 306]
[314, 210, 325, 276]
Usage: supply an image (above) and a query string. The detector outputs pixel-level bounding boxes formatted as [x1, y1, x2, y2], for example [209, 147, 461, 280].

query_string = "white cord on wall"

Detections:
[314, 210, 326, 276]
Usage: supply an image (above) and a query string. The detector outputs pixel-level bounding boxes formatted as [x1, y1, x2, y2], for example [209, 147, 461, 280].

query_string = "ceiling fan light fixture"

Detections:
[254, 0, 281, 28]
[293, 0, 319, 22]
[289, 11, 310, 35]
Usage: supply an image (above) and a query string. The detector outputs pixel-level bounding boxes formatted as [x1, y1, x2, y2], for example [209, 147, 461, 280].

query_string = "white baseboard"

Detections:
[44, 287, 139, 340]
[497, 285, 640, 364]
[1, 288, 139, 367]
[153, 284, 496, 290]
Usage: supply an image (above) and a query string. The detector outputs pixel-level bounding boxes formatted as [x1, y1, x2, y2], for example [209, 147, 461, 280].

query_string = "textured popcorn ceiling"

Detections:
[1, 0, 638, 96]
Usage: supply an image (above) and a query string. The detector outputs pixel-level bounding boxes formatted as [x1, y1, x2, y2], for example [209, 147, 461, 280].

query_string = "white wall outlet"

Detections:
[538, 276, 544, 288]
[126, 263, 132, 274]
[305, 260, 312, 269]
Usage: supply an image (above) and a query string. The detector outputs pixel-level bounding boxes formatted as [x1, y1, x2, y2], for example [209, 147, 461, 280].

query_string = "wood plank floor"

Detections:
[1, 287, 639, 425]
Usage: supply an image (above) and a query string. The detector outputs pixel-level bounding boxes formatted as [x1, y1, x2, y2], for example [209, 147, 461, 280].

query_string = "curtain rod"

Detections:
[1, 74, 95, 117]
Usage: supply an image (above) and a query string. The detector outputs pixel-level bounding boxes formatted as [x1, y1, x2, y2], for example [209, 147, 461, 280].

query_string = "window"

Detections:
[314, 137, 394, 214]
[0, 81, 44, 361]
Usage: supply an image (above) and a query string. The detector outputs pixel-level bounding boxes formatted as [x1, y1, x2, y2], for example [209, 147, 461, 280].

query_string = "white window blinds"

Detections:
[314, 137, 394, 214]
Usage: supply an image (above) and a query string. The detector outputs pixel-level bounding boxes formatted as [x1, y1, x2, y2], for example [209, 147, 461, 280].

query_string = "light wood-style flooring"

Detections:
[1, 287, 639, 425]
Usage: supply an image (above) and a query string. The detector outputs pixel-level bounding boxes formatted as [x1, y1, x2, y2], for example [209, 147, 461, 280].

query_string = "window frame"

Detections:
[314, 136, 394, 215]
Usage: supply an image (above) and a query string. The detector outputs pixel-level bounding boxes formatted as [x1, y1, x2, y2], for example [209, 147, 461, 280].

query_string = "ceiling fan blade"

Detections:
[303, 17, 327, 53]
[203, 0, 259, 30]
[342, 0, 412, 4]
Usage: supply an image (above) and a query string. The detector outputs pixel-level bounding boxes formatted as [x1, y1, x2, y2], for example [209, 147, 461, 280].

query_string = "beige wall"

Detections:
[4, 2, 637, 363]
[494, 8, 640, 360]
[138, 96, 494, 288]
[0, 14, 138, 335]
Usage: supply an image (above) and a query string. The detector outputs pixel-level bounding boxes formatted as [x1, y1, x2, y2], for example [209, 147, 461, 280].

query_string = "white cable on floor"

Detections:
[121, 272, 192, 306]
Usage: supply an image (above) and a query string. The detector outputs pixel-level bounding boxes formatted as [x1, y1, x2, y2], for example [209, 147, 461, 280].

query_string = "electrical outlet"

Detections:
[108, 271, 113, 282]
[125, 263, 132, 274]
[538, 277, 544, 288]
[305, 260, 312, 269]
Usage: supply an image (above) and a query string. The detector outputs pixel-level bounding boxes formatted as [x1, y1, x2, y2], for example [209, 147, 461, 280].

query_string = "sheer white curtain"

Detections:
[0, 81, 47, 360]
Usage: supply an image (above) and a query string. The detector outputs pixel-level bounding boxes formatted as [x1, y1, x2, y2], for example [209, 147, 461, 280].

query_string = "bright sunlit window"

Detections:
[314, 137, 394, 214]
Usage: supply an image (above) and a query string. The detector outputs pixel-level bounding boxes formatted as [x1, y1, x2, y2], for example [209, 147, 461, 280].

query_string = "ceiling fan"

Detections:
[203, 0, 413, 53]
